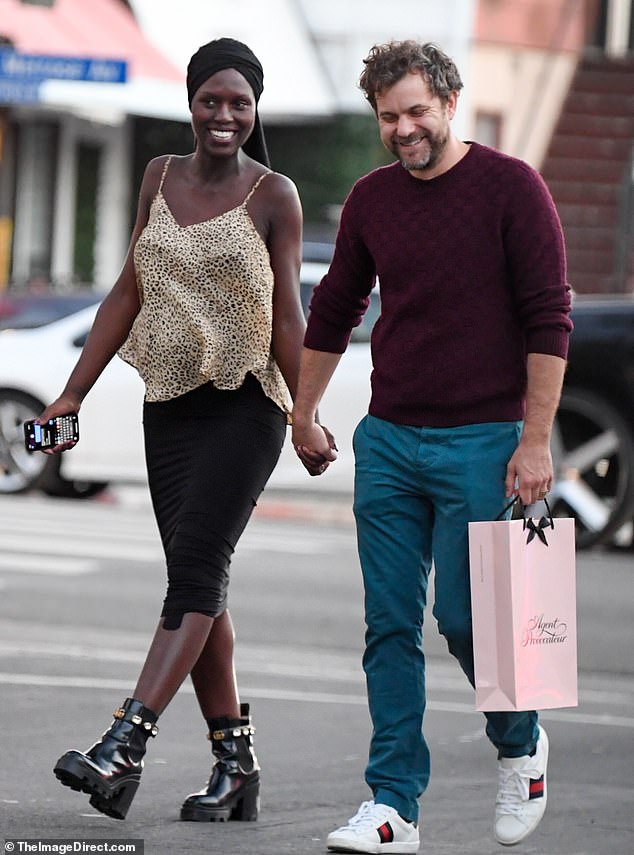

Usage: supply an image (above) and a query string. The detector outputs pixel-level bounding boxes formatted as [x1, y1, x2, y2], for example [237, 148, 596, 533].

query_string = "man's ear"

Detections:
[446, 90, 459, 120]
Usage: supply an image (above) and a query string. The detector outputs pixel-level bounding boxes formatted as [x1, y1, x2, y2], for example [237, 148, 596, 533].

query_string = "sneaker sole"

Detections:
[327, 840, 419, 854]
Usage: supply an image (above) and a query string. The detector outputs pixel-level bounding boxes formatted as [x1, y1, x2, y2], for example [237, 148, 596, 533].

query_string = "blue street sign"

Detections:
[0, 79, 41, 104]
[0, 51, 127, 84]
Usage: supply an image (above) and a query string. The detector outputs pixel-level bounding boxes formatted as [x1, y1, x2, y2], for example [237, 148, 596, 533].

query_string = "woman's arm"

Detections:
[38, 156, 166, 436]
[262, 172, 305, 402]
[259, 172, 336, 473]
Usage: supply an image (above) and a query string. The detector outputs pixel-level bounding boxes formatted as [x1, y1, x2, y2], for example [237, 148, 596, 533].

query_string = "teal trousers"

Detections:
[353, 414, 539, 823]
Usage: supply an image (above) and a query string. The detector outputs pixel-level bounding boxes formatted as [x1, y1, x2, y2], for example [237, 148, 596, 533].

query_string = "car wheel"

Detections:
[0, 390, 58, 494]
[550, 388, 634, 549]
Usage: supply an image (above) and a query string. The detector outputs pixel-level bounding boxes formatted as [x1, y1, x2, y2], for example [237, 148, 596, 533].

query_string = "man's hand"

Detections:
[292, 422, 338, 477]
[292, 347, 343, 475]
[505, 438, 553, 505]
[506, 353, 566, 504]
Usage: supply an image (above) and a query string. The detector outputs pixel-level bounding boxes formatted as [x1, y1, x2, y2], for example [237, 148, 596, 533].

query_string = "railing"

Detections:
[615, 143, 634, 293]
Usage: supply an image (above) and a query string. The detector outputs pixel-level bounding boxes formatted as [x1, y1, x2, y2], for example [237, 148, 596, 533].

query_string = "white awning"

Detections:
[0, 0, 188, 123]
[39, 77, 189, 125]
[126, 0, 337, 121]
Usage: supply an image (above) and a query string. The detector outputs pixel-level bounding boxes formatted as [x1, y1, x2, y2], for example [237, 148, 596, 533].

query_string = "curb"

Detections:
[254, 492, 355, 526]
[104, 484, 355, 526]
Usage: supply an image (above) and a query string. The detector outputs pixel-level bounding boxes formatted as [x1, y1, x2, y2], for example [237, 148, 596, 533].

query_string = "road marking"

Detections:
[1, 672, 632, 729]
[0, 555, 95, 574]
[0, 534, 162, 562]
[0, 507, 354, 567]
[0, 529, 350, 575]
[0, 534, 345, 567]
[1, 634, 633, 706]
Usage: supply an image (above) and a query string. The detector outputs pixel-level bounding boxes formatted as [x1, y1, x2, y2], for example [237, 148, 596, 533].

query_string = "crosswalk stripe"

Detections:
[3, 637, 633, 710]
[0, 533, 346, 567]
[0, 555, 95, 574]
[1, 672, 632, 728]
[0, 518, 158, 543]
[0, 533, 162, 562]
[0, 498, 355, 570]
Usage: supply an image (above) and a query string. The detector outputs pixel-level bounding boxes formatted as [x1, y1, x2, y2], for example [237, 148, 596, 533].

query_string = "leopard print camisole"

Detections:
[118, 156, 291, 413]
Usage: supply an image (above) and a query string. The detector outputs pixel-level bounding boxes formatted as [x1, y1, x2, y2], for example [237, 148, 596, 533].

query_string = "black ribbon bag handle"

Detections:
[495, 495, 555, 546]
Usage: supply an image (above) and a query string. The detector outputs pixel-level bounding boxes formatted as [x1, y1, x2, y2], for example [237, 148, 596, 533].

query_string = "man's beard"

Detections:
[398, 128, 449, 173]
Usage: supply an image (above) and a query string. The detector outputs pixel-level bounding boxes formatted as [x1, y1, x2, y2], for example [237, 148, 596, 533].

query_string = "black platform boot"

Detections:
[53, 697, 159, 820]
[180, 702, 260, 822]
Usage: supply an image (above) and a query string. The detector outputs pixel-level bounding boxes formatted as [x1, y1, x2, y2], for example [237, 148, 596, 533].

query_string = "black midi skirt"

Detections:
[143, 374, 287, 629]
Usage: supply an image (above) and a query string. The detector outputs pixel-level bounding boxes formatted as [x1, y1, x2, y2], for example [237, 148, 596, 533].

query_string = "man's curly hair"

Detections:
[359, 40, 463, 111]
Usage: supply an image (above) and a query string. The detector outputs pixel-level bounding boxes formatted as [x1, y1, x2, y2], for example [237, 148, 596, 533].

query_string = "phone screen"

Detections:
[32, 423, 44, 446]
[24, 414, 79, 451]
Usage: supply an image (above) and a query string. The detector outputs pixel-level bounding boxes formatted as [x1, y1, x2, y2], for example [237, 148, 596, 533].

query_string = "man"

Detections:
[292, 41, 572, 853]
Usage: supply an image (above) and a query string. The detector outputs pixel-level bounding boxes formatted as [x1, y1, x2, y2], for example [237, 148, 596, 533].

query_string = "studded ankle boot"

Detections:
[53, 697, 159, 820]
[180, 702, 260, 822]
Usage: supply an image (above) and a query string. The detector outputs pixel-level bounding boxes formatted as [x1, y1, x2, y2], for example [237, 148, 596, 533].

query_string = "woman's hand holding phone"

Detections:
[26, 395, 82, 454]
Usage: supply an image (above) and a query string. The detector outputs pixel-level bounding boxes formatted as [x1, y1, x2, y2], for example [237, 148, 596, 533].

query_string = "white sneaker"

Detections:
[327, 800, 419, 853]
[494, 726, 549, 846]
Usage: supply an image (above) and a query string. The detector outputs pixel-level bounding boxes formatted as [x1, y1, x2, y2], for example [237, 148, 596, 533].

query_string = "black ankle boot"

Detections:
[53, 697, 159, 820]
[181, 702, 260, 822]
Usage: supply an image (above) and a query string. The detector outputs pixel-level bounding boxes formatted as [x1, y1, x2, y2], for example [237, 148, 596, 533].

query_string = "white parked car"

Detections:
[0, 269, 377, 498]
[5, 280, 629, 551]
[0, 303, 147, 498]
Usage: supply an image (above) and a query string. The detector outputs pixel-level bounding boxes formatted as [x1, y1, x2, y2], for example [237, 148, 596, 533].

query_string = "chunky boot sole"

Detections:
[180, 779, 260, 822]
[54, 750, 140, 821]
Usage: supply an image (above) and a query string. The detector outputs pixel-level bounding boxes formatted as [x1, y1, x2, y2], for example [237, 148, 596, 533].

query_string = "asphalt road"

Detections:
[1, 488, 633, 855]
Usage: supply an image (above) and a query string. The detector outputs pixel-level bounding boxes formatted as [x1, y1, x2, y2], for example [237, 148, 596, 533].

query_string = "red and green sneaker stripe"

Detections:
[529, 775, 545, 800]
[377, 821, 394, 843]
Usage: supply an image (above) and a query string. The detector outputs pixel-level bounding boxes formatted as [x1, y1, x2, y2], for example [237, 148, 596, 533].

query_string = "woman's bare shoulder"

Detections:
[145, 153, 195, 184]
[257, 170, 300, 205]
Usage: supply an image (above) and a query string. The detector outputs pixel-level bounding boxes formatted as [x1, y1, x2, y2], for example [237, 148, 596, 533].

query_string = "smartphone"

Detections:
[24, 413, 79, 452]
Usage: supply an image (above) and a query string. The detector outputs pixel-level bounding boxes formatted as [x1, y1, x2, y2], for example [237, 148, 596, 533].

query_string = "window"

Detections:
[474, 111, 502, 150]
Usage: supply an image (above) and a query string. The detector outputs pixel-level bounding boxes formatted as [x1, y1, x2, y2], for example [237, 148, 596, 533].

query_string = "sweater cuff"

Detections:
[304, 317, 352, 354]
[525, 328, 570, 360]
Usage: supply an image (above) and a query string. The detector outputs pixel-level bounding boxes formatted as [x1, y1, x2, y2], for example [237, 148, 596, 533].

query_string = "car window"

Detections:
[0, 293, 100, 330]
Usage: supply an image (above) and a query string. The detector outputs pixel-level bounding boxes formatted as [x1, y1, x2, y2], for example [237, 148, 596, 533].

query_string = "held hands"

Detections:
[292, 422, 338, 477]
[505, 438, 553, 505]
[37, 394, 82, 455]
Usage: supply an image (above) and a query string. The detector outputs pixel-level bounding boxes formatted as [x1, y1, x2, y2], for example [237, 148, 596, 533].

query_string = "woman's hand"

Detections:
[36, 394, 82, 454]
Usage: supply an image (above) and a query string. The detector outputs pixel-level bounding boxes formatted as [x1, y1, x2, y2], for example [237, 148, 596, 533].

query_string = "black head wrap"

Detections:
[186, 37, 270, 167]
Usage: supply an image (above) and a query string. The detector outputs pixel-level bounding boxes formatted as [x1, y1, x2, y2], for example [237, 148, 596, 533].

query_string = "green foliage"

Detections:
[73, 143, 100, 283]
[266, 113, 391, 223]
[132, 117, 193, 200]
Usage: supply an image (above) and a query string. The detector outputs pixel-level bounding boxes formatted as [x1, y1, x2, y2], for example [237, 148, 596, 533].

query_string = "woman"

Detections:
[39, 37, 333, 823]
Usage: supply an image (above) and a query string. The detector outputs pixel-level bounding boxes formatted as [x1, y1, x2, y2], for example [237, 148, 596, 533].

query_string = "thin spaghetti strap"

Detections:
[243, 171, 271, 204]
[158, 156, 172, 192]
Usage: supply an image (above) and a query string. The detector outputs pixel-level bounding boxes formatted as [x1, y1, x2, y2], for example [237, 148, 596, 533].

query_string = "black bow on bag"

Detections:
[496, 496, 555, 546]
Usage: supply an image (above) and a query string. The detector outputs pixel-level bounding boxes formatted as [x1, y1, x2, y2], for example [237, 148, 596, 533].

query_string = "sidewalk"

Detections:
[254, 488, 355, 526]
[108, 482, 356, 527]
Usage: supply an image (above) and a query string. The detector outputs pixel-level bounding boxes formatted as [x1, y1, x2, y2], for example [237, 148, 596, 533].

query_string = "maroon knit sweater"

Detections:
[304, 142, 572, 427]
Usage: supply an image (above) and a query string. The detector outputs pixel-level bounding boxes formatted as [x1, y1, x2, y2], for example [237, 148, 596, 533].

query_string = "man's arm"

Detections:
[292, 347, 342, 473]
[505, 352, 566, 504]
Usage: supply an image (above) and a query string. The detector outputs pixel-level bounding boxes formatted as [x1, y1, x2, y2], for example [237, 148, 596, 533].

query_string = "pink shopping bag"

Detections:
[468, 501, 578, 712]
